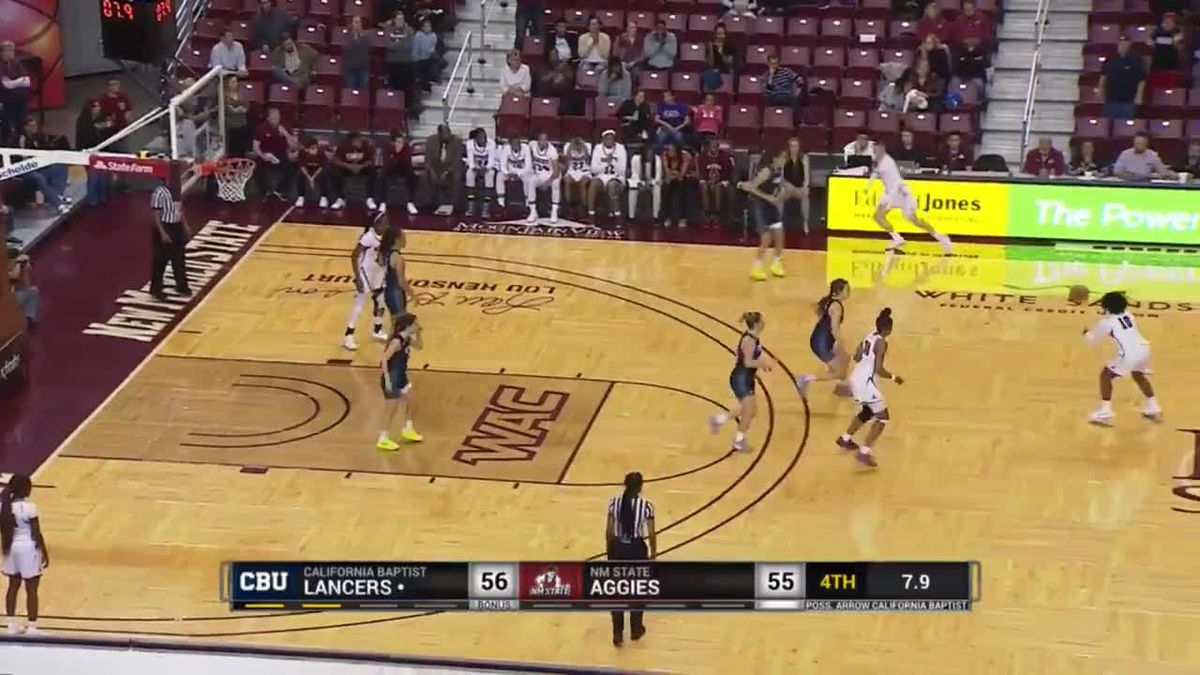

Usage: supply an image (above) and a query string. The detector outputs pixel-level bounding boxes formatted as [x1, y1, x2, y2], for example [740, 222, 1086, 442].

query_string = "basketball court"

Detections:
[11, 215, 1196, 673]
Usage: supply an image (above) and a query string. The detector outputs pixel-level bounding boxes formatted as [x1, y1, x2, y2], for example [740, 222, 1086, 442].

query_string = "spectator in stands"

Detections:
[763, 53, 801, 108]
[75, 99, 113, 206]
[252, 106, 298, 199]
[210, 28, 249, 78]
[698, 136, 733, 223]
[223, 78, 251, 158]
[618, 89, 654, 146]
[721, 0, 758, 18]
[513, 0, 544, 49]
[598, 55, 632, 102]
[843, 129, 875, 163]
[614, 23, 641, 70]
[7, 248, 36, 329]
[329, 131, 380, 211]
[500, 50, 532, 96]
[378, 130, 417, 213]
[642, 20, 678, 72]
[954, 37, 990, 96]
[537, 49, 575, 98]
[1099, 36, 1145, 120]
[249, 0, 294, 51]
[703, 23, 738, 93]
[578, 16, 612, 72]
[1173, 139, 1200, 179]
[341, 16, 372, 91]
[780, 136, 811, 234]
[891, 128, 926, 164]
[421, 125, 463, 212]
[1022, 137, 1066, 177]
[893, 0, 922, 21]
[941, 132, 973, 171]
[916, 3, 951, 43]
[1113, 132, 1174, 180]
[1147, 12, 1184, 73]
[694, 92, 724, 140]
[1069, 139, 1107, 176]
[909, 58, 945, 109]
[950, 0, 992, 47]
[384, 10, 416, 93]
[654, 90, 691, 150]
[660, 142, 695, 228]
[15, 117, 69, 215]
[412, 18, 441, 92]
[916, 36, 952, 84]
[0, 41, 31, 143]
[293, 135, 330, 208]
[271, 34, 318, 88]
[877, 70, 911, 112]
[98, 77, 133, 151]
[547, 20, 576, 63]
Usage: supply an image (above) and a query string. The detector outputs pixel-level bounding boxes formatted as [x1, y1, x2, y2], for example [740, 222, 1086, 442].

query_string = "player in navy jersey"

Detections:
[378, 313, 423, 450]
[838, 308, 903, 467]
[738, 151, 787, 281]
[379, 226, 411, 322]
[1083, 291, 1161, 425]
[709, 311, 773, 452]
[796, 278, 852, 398]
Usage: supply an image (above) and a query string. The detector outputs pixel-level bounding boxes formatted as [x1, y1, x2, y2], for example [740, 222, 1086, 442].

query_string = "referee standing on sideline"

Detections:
[606, 471, 656, 647]
[150, 164, 193, 302]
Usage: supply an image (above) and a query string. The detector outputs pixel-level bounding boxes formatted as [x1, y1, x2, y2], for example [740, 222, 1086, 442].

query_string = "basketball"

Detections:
[1068, 285, 1090, 305]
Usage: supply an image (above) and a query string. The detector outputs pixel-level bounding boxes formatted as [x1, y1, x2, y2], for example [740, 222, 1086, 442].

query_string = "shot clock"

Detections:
[100, 0, 178, 64]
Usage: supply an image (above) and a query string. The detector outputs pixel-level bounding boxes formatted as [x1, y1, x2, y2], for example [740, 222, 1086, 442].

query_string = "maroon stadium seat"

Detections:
[1074, 102, 1104, 117]
[595, 98, 621, 134]
[1088, 24, 1121, 46]
[296, 23, 327, 49]
[939, 113, 973, 138]
[207, 0, 243, 20]
[1187, 119, 1200, 140]
[561, 99, 595, 139]
[521, 36, 546, 68]
[818, 18, 854, 47]
[868, 110, 901, 146]
[686, 14, 719, 42]
[796, 126, 829, 152]
[784, 18, 819, 47]
[240, 81, 267, 119]
[881, 48, 915, 66]
[840, 78, 875, 110]
[268, 83, 301, 126]
[846, 48, 880, 78]
[695, 0, 723, 12]
[1111, 117, 1147, 142]
[181, 45, 208, 73]
[736, 74, 764, 106]
[308, 0, 338, 22]
[228, 20, 251, 43]
[277, 0, 307, 17]
[1188, 88, 1200, 112]
[661, 0, 694, 13]
[598, 10, 624, 32]
[312, 56, 341, 87]
[745, 46, 773, 73]
[779, 46, 810, 73]
[563, 9, 588, 30]
[1124, 25, 1152, 44]
[1074, 116, 1110, 139]
[832, 109, 867, 148]
[854, 19, 887, 43]
[661, 13, 688, 36]
[328, 26, 352, 55]
[887, 19, 919, 48]
[529, 97, 562, 139]
[811, 47, 846, 77]
[678, 42, 707, 72]
[1148, 87, 1187, 119]
[339, 87, 369, 131]
[1148, 118, 1185, 163]
[800, 103, 833, 128]
[671, 72, 703, 105]
[945, 79, 980, 111]
[1077, 84, 1103, 105]
[373, 89, 406, 133]
[761, 107, 794, 148]
[194, 18, 224, 42]
[752, 16, 785, 48]
[627, 11, 656, 32]
[726, 104, 761, 147]
[707, 74, 734, 106]
[722, 15, 751, 41]
[495, 94, 531, 139]
[342, 0, 373, 21]
[807, 76, 840, 101]
[640, 70, 669, 100]
[302, 85, 336, 128]
[576, 65, 602, 95]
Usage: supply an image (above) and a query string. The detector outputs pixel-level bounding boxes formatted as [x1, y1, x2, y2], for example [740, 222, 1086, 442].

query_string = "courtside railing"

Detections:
[442, 30, 476, 126]
[1017, 0, 1052, 160]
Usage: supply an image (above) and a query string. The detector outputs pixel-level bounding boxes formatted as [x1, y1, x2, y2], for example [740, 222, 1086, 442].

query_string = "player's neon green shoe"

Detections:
[750, 264, 767, 281]
[400, 427, 424, 443]
[769, 260, 786, 278]
[377, 436, 400, 451]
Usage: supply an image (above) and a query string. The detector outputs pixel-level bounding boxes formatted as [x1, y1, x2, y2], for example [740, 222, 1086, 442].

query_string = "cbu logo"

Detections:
[239, 571, 289, 591]
[1172, 429, 1200, 513]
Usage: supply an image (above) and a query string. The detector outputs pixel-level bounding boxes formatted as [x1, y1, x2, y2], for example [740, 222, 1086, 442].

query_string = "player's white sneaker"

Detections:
[332, 198, 346, 210]
[550, 204, 559, 224]
[935, 234, 953, 255]
[794, 374, 814, 398]
[1142, 402, 1163, 421]
[294, 196, 305, 208]
[342, 334, 358, 351]
[319, 197, 329, 209]
[526, 208, 539, 224]
[372, 329, 388, 342]
[1087, 409, 1114, 426]
[406, 202, 418, 215]
[366, 198, 378, 211]
[885, 237, 906, 251]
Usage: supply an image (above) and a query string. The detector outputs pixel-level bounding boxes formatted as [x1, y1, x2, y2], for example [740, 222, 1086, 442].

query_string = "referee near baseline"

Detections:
[606, 471, 656, 647]
[149, 164, 193, 302]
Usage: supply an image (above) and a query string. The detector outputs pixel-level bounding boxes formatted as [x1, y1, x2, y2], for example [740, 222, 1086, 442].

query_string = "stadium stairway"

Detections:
[980, 0, 1088, 166]
[410, 0, 515, 140]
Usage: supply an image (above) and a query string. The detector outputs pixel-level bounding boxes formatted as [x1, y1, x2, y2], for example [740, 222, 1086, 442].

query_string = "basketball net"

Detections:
[202, 158, 256, 202]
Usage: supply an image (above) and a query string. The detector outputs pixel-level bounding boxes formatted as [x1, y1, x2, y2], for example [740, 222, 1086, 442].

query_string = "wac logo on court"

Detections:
[1172, 429, 1200, 513]
[454, 385, 569, 464]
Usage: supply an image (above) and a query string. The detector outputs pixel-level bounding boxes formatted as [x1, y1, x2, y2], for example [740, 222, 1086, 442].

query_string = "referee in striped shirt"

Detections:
[150, 165, 192, 301]
[606, 471, 656, 646]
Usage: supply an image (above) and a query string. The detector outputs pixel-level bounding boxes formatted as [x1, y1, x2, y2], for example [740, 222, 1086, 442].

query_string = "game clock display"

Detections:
[223, 561, 981, 612]
[100, 0, 178, 64]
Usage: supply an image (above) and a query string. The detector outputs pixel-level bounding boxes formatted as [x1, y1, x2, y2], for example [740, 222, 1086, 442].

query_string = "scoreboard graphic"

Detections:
[223, 561, 981, 612]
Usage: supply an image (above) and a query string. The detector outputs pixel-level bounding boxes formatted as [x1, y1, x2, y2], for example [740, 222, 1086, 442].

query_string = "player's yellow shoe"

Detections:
[400, 427, 424, 443]
[750, 264, 767, 281]
[376, 436, 400, 451]
[769, 260, 785, 278]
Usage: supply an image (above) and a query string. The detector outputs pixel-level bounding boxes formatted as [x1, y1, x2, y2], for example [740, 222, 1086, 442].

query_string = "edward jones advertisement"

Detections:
[826, 176, 1200, 246]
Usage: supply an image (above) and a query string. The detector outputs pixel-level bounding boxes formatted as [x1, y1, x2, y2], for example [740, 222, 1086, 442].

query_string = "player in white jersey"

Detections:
[464, 127, 498, 218]
[836, 308, 904, 467]
[343, 212, 391, 350]
[869, 144, 953, 254]
[588, 129, 629, 221]
[2, 475, 49, 635]
[526, 132, 561, 224]
[496, 137, 530, 210]
[1084, 291, 1161, 425]
[561, 137, 592, 217]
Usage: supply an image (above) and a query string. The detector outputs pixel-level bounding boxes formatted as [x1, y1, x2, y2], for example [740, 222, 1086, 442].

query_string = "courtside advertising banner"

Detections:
[827, 176, 1200, 246]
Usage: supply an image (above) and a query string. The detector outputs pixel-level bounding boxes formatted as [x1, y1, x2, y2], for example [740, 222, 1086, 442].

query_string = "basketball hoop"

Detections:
[202, 157, 256, 202]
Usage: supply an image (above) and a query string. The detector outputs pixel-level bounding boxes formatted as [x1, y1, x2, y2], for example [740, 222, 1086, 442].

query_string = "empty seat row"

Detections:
[181, 45, 399, 83]
[235, 82, 407, 131]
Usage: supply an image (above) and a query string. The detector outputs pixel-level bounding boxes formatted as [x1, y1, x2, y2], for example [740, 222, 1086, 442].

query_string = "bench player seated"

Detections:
[464, 127, 499, 219]
[588, 129, 629, 222]
[526, 132, 561, 224]
[329, 131, 380, 211]
[293, 135, 332, 208]
[496, 136, 530, 212]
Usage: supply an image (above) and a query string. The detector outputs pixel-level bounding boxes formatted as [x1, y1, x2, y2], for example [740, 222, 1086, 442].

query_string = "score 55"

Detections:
[756, 563, 804, 599]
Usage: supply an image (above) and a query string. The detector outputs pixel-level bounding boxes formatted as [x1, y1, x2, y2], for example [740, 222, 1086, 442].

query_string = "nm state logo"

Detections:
[529, 566, 572, 596]
[453, 385, 569, 465]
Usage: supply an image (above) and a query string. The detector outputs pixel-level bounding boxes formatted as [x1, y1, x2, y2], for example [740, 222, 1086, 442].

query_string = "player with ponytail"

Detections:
[796, 278, 852, 398]
[709, 311, 773, 452]
[2, 474, 48, 634]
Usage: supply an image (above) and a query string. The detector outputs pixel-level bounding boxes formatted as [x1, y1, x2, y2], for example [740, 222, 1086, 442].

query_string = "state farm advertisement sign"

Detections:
[88, 155, 169, 178]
